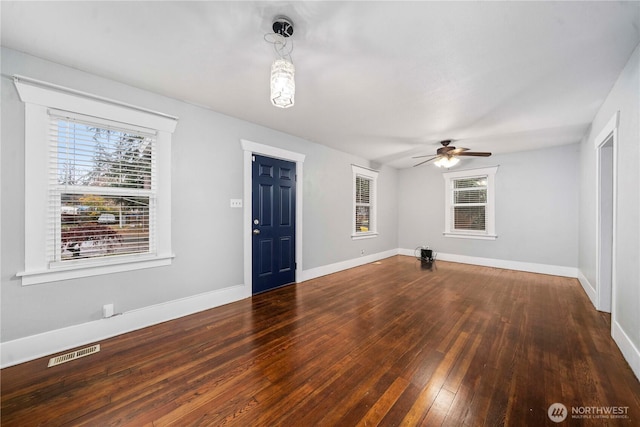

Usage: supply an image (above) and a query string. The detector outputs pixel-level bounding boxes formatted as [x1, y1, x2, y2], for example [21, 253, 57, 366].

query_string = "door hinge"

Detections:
[252, 155, 256, 162]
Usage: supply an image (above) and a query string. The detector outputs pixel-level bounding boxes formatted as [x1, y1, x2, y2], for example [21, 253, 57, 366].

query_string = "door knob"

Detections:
[253, 229, 260, 235]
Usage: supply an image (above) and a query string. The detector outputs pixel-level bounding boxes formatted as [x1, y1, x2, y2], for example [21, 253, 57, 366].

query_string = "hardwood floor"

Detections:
[2, 256, 639, 426]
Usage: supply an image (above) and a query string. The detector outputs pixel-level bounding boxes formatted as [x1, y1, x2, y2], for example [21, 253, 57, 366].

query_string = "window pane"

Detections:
[355, 205, 370, 232]
[454, 178, 487, 189]
[356, 176, 370, 204]
[453, 206, 486, 230]
[60, 193, 150, 261]
[454, 189, 487, 204]
[55, 120, 153, 189]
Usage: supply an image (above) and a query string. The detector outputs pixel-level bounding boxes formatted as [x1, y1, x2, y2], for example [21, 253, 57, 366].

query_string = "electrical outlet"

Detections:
[230, 199, 243, 208]
[360, 249, 365, 256]
[103, 303, 114, 318]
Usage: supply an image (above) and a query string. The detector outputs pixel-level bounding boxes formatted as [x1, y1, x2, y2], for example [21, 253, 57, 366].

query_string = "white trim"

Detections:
[240, 140, 305, 296]
[594, 111, 619, 314]
[13, 74, 178, 131]
[577, 269, 597, 308]
[397, 248, 442, 259]
[612, 320, 640, 381]
[0, 284, 246, 368]
[437, 252, 577, 277]
[300, 249, 399, 282]
[351, 232, 379, 240]
[18, 255, 174, 286]
[442, 166, 498, 239]
[443, 232, 497, 241]
[594, 111, 620, 150]
[398, 249, 578, 278]
[23, 103, 49, 274]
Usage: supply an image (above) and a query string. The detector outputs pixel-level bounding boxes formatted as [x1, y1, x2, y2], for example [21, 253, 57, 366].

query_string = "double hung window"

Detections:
[352, 165, 378, 239]
[15, 76, 177, 285]
[443, 166, 498, 240]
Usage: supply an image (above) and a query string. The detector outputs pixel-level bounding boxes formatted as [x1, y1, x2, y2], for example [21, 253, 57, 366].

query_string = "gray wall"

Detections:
[578, 44, 639, 351]
[0, 48, 398, 342]
[398, 143, 580, 268]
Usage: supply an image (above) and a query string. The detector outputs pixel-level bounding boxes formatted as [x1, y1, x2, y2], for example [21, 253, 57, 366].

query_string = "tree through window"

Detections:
[53, 117, 155, 262]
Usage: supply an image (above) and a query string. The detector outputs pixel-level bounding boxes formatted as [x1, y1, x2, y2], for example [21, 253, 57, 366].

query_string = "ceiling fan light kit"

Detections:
[267, 16, 295, 108]
[413, 140, 492, 168]
[434, 156, 460, 168]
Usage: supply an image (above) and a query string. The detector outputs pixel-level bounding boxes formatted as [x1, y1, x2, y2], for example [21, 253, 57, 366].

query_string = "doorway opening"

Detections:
[597, 136, 614, 313]
[595, 111, 618, 316]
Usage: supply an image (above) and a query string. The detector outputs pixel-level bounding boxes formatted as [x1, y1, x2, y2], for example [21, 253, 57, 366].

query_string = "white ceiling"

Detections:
[2, 1, 639, 168]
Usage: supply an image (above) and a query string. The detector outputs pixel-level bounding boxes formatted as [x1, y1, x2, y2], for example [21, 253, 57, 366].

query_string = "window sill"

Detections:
[18, 254, 174, 286]
[351, 232, 379, 240]
[443, 232, 497, 241]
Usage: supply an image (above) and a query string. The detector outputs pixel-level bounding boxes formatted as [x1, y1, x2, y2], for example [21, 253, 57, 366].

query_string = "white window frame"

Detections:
[351, 164, 379, 240]
[442, 166, 498, 240]
[14, 75, 178, 285]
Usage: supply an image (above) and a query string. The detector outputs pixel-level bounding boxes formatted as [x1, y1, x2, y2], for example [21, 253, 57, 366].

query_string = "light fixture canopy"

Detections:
[267, 16, 295, 108]
[272, 16, 294, 38]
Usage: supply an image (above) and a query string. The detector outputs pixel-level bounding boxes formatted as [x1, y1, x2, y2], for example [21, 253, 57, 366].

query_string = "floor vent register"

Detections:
[48, 344, 101, 367]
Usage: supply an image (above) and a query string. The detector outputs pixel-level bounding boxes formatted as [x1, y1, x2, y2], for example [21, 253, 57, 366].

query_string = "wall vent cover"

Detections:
[48, 344, 100, 367]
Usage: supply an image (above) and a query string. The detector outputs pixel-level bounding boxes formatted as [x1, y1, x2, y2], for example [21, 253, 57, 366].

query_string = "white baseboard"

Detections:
[0, 284, 247, 368]
[398, 248, 417, 257]
[612, 320, 640, 381]
[577, 269, 597, 308]
[399, 249, 578, 278]
[299, 249, 400, 282]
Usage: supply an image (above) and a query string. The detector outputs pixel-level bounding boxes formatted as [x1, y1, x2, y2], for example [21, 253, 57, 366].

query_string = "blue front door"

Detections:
[252, 154, 296, 294]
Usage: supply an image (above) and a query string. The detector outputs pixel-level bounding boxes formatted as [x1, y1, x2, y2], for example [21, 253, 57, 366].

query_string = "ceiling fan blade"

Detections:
[413, 156, 439, 167]
[448, 147, 469, 155]
[412, 154, 435, 159]
[457, 152, 492, 157]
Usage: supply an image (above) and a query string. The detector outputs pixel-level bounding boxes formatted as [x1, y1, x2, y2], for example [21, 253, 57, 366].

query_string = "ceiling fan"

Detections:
[413, 140, 492, 167]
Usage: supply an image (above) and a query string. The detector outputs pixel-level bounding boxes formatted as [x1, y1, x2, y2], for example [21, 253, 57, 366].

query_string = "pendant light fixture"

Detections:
[266, 16, 295, 108]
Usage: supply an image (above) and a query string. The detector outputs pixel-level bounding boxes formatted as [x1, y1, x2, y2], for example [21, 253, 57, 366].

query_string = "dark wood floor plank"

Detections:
[2, 256, 640, 426]
[421, 387, 456, 426]
[356, 376, 411, 426]
[400, 330, 470, 425]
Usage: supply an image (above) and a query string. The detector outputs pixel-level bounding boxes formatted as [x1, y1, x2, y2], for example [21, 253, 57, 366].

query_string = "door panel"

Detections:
[279, 237, 293, 271]
[252, 155, 296, 294]
[280, 186, 292, 225]
[258, 240, 273, 276]
[258, 183, 273, 226]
